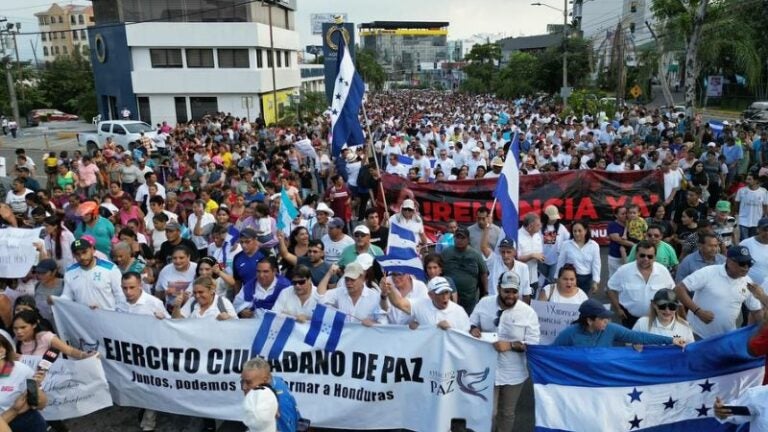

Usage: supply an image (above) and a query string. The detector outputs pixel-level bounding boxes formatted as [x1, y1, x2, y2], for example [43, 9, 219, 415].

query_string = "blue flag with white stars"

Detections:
[329, 36, 365, 157]
[527, 326, 762, 431]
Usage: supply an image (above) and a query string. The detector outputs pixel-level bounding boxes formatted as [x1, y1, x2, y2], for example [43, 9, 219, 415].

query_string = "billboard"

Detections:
[311, 13, 348, 35]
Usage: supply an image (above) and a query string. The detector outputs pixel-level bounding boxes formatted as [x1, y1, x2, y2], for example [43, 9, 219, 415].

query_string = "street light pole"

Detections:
[266, 1, 279, 126]
[531, 2, 569, 111]
[562, 0, 568, 111]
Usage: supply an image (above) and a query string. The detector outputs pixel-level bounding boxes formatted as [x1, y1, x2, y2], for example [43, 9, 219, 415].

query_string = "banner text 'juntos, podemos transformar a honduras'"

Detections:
[53, 298, 497, 431]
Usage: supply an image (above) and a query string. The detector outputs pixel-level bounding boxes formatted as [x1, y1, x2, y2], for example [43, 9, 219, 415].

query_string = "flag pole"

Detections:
[361, 103, 390, 217]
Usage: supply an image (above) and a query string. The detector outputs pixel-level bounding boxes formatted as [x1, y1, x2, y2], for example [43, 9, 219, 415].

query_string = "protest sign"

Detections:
[530, 300, 581, 345]
[379, 170, 663, 244]
[0, 227, 43, 278]
[20, 356, 112, 420]
[53, 298, 496, 431]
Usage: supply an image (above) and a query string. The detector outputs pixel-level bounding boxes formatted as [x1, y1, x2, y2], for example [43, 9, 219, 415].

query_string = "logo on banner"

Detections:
[428, 367, 489, 399]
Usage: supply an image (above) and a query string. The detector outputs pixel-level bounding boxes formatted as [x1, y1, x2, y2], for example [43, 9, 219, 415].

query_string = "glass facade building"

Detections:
[360, 21, 449, 82]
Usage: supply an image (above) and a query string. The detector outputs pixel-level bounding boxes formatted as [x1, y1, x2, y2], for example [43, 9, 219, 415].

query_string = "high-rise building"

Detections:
[87, 0, 301, 126]
[360, 21, 449, 84]
[35, 4, 95, 61]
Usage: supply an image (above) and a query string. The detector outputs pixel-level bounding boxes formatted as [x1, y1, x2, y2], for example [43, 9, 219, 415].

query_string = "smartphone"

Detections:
[722, 405, 751, 416]
[26, 379, 39, 407]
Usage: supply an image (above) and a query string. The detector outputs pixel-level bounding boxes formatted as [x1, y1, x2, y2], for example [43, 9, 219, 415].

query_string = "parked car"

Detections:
[742, 101, 768, 119]
[27, 109, 79, 126]
[744, 111, 768, 130]
[77, 120, 157, 155]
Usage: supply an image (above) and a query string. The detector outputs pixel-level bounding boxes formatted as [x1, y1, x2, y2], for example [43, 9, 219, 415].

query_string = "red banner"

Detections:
[379, 170, 663, 245]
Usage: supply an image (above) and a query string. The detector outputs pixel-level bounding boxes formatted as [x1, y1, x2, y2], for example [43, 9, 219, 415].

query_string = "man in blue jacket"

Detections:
[241, 357, 300, 432]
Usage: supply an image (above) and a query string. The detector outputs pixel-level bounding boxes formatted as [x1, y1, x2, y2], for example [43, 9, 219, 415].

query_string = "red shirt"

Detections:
[325, 185, 352, 222]
[748, 324, 768, 384]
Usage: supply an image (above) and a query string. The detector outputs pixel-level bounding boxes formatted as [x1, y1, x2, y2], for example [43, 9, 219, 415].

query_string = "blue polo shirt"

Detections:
[232, 249, 265, 286]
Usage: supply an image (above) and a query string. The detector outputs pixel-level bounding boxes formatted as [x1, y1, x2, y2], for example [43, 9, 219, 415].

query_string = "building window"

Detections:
[63, 46, 68, 54]
[43, 47, 49, 56]
[150, 49, 183, 68]
[70, 15, 76, 25]
[79, 15, 85, 24]
[256, 49, 263, 68]
[186, 48, 214, 68]
[54, 46, 60, 55]
[190, 97, 218, 120]
[53, 32, 58, 40]
[80, 29, 86, 39]
[38, 16, 45, 25]
[89, 16, 94, 22]
[217, 49, 249, 68]
[41, 33, 46, 41]
[58, 16, 63, 23]
[284, 51, 290, 67]
[267, 50, 273, 68]
[276, 50, 282, 68]
[174, 97, 188, 123]
[73, 31, 79, 41]
[137, 97, 151, 124]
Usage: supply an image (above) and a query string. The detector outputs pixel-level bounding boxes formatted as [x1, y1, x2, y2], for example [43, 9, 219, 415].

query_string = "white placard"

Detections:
[0, 228, 43, 278]
[530, 300, 581, 345]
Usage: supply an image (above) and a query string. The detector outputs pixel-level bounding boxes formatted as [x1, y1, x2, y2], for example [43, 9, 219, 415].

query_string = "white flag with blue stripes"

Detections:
[250, 312, 295, 360]
[376, 246, 426, 281]
[304, 304, 345, 352]
[388, 219, 418, 251]
[528, 326, 763, 431]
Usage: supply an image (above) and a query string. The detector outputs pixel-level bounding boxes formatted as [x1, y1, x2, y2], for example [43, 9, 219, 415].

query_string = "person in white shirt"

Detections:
[434, 149, 456, 174]
[715, 386, 768, 431]
[608, 240, 675, 328]
[62, 239, 127, 311]
[537, 264, 589, 304]
[736, 175, 768, 241]
[632, 289, 694, 343]
[675, 246, 764, 339]
[233, 257, 292, 318]
[173, 276, 237, 322]
[378, 272, 429, 325]
[118, 272, 169, 432]
[154, 246, 198, 308]
[555, 221, 602, 294]
[517, 214, 544, 295]
[271, 266, 319, 320]
[321, 217, 354, 265]
[385, 154, 409, 178]
[317, 262, 386, 325]
[740, 218, 768, 286]
[188, 200, 216, 256]
[382, 276, 470, 331]
[481, 238, 532, 300]
[469, 271, 539, 431]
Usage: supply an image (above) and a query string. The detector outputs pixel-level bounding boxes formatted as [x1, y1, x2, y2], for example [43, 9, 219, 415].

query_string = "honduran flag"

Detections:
[494, 132, 521, 243]
[330, 35, 365, 156]
[527, 326, 763, 431]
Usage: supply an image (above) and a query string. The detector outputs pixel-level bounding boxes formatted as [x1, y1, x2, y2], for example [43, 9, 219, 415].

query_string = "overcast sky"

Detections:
[2, 0, 620, 61]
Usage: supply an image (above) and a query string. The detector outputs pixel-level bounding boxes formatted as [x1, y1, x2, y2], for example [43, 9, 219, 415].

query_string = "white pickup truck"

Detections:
[77, 120, 157, 154]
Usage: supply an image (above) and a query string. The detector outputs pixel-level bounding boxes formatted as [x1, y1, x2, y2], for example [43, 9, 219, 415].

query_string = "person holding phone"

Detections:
[715, 387, 767, 430]
[0, 334, 47, 431]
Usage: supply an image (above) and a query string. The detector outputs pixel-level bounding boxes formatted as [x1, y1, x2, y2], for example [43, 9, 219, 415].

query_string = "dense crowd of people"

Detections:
[0, 90, 766, 431]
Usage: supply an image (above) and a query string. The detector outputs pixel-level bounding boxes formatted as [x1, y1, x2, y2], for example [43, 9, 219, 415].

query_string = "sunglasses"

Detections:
[638, 253, 655, 259]
[291, 279, 307, 285]
[655, 303, 678, 311]
[493, 309, 503, 327]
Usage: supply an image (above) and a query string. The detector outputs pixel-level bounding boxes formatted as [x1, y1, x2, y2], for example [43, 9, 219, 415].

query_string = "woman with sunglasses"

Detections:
[632, 289, 694, 342]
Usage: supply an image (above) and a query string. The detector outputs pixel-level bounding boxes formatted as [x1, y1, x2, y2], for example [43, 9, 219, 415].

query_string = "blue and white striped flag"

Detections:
[376, 246, 426, 281]
[495, 132, 521, 243]
[330, 36, 365, 156]
[251, 312, 295, 360]
[708, 120, 725, 139]
[388, 219, 418, 252]
[276, 188, 298, 235]
[304, 304, 345, 352]
[397, 154, 414, 168]
[527, 326, 764, 431]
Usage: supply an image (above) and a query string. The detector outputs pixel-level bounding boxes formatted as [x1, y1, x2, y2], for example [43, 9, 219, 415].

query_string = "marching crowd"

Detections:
[0, 90, 766, 431]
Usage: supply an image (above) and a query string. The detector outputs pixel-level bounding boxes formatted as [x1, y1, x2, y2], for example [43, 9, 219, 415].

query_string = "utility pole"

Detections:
[615, 21, 625, 109]
[561, 0, 568, 111]
[0, 20, 21, 129]
[10, 23, 24, 102]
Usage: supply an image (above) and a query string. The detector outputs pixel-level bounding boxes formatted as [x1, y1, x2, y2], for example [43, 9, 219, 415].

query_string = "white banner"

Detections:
[310, 13, 347, 35]
[53, 298, 496, 431]
[530, 300, 581, 345]
[20, 356, 112, 420]
[0, 227, 43, 278]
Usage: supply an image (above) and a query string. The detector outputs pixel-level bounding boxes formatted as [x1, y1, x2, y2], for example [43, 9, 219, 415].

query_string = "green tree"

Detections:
[37, 52, 97, 120]
[535, 37, 593, 94]
[495, 52, 541, 98]
[355, 49, 385, 91]
[652, 0, 711, 115]
[461, 43, 502, 94]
